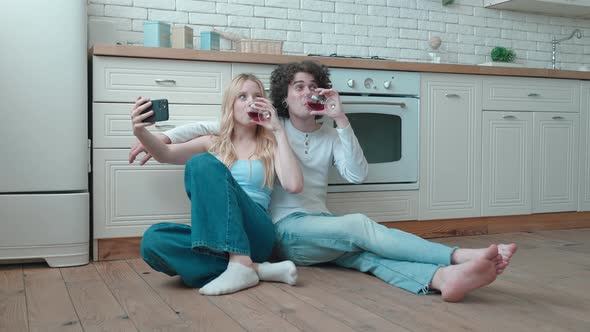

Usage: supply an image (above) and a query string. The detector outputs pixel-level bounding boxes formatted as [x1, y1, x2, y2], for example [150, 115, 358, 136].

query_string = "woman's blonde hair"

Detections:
[209, 73, 277, 188]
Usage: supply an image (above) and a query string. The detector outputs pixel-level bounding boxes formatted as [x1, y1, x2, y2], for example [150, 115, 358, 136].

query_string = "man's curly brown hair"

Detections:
[270, 60, 332, 118]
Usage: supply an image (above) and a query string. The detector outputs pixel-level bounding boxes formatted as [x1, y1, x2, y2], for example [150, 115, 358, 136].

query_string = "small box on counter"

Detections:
[235, 39, 283, 55]
[171, 26, 193, 49]
[143, 21, 170, 47]
[200, 31, 220, 51]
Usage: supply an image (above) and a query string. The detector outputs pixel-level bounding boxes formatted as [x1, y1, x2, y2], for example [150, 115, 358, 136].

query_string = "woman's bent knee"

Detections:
[140, 223, 182, 276]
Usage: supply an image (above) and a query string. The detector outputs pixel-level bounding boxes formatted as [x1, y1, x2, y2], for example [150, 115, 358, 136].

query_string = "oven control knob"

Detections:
[347, 79, 355, 88]
[383, 81, 392, 89]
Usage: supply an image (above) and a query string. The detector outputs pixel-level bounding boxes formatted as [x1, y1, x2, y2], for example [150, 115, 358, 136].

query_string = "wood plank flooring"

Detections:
[1, 229, 589, 332]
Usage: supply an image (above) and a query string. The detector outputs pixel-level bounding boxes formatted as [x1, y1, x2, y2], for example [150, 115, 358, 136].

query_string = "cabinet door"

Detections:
[482, 111, 533, 216]
[580, 82, 590, 211]
[533, 113, 579, 213]
[93, 149, 190, 239]
[419, 74, 482, 220]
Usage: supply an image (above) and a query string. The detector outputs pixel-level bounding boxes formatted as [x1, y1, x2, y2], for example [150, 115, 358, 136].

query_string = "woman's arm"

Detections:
[251, 97, 303, 193]
[131, 97, 213, 165]
[128, 106, 220, 165]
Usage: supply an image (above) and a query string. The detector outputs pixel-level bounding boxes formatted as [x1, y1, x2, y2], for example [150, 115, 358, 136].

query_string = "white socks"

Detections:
[257, 261, 298, 285]
[199, 262, 259, 296]
[199, 260, 298, 296]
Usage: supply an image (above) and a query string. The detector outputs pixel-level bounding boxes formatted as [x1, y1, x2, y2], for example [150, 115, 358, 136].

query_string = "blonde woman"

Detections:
[131, 74, 302, 295]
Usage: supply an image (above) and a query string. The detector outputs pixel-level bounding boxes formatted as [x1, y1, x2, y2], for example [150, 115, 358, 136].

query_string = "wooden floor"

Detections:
[1, 229, 590, 332]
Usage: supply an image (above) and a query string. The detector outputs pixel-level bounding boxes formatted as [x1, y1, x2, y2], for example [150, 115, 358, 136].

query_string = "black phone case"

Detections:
[142, 99, 169, 122]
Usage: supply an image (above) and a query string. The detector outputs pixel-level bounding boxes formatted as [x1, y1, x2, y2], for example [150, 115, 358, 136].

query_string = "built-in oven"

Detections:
[325, 68, 420, 192]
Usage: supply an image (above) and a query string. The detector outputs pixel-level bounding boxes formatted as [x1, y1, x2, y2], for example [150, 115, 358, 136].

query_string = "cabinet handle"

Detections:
[155, 79, 176, 85]
[343, 101, 407, 108]
[552, 116, 564, 120]
[445, 94, 460, 98]
[155, 124, 176, 129]
[502, 115, 517, 119]
[527, 93, 540, 97]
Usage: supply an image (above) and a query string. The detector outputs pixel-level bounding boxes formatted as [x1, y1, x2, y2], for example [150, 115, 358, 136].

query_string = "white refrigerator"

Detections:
[0, 1, 89, 267]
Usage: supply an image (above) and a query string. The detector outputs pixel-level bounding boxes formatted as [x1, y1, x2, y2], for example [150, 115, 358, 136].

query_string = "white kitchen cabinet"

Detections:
[92, 56, 231, 241]
[580, 82, 590, 211]
[482, 112, 533, 216]
[419, 74, 482, 220]
[481, 77, 580, 217]
[93, 149, 190, 238]
[533, 112, 579, 213]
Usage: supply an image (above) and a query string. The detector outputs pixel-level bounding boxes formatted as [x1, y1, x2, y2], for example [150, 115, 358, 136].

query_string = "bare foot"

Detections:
[452, 243, 517, 274]
[496, 243, 518, 274]
[431, 259, 497, 302]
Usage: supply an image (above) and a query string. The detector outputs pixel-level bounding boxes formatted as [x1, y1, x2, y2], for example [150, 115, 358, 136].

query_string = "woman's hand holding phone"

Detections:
[131, 97, 156, 132]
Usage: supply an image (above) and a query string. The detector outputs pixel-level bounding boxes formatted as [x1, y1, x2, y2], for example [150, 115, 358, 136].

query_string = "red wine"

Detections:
[247, 111, 260, 120]
[307, 101, 325, 111]
[247, 111, 270, 122]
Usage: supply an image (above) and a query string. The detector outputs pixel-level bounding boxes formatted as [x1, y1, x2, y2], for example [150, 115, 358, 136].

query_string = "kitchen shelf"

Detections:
[484, 0, 590, 18]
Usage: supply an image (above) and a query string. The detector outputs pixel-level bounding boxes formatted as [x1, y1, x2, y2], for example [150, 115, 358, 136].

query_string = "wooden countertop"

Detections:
[91, 44, 590, 80]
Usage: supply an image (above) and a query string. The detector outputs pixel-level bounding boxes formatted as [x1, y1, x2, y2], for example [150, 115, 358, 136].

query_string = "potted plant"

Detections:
[491, 46, 516, 63]
[479, 46, 520, 67]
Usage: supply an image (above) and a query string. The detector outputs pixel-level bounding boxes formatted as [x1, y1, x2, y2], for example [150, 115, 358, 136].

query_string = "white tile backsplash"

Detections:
[89, 0, 590, 69]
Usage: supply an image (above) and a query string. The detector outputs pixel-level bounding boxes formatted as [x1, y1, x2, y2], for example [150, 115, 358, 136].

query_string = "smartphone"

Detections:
[141, 99, 169, 122]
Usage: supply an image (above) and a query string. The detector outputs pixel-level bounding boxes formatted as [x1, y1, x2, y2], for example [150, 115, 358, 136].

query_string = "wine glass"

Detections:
[247, 103, 271, 123]
[306, 94, 327, 111]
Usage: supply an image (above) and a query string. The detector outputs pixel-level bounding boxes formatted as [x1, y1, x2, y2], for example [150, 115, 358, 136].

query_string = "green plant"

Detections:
[442, 0, 454, 5]
[491, 46, 516, 62]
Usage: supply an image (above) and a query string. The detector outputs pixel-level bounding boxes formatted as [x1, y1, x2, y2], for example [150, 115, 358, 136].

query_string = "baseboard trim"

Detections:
[96, 211, 590, 261]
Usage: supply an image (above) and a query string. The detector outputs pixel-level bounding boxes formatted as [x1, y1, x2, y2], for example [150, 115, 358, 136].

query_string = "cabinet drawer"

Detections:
[93, 56, 231, 104]
[93, 149, 190, 238]
[93, 103, 219, 148]
[327, 191, 417, 222]
[483, 77, 579, 112]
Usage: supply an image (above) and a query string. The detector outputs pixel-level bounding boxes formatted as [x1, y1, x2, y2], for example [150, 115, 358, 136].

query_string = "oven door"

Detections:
[327, 95, 419, 192]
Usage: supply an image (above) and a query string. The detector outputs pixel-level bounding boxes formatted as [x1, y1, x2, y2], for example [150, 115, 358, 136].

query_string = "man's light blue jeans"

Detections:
[274, 212, 456, 294]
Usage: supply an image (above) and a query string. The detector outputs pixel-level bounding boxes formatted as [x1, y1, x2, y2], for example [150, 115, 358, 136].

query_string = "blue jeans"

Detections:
[274, 212, 456, 294]
[140, 153, 275, 288]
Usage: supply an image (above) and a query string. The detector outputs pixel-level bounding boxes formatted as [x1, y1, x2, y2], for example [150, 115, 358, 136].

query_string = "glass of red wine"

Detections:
[247, 104, 270, 123]
[306, 94, 327, 111]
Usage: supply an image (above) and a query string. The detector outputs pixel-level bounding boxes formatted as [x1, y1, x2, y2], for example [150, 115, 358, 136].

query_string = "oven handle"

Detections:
[343, 101, 407, 108]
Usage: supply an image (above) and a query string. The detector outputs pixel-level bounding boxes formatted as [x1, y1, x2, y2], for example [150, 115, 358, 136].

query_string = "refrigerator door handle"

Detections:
[87, 139, 92, 173]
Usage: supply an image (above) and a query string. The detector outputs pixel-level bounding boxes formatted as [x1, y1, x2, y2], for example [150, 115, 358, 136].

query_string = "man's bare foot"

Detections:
[430, 259, 497, 302]
[496, 243, 518, 274]
[451, 243, 517, 274]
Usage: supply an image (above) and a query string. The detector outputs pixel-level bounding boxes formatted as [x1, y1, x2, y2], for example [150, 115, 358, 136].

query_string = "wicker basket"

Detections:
[235, 39, 283, 55]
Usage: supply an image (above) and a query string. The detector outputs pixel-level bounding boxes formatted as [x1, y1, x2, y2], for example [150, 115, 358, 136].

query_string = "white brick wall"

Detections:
[89, 0, 590, 70]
